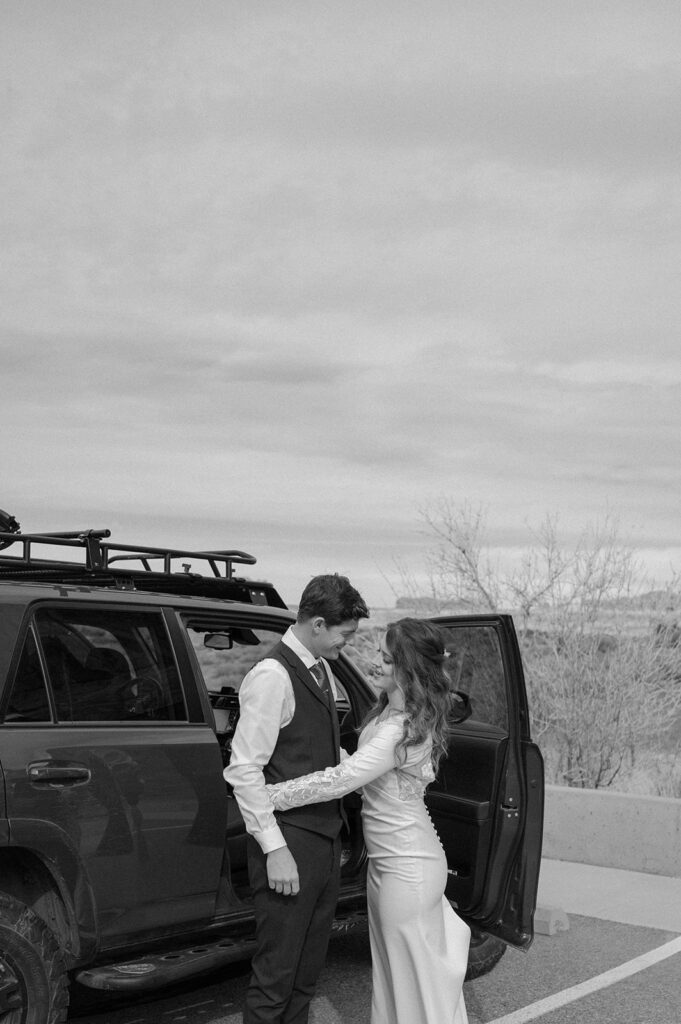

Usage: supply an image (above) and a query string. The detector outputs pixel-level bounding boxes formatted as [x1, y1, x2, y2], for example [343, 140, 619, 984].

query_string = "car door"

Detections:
[1, 600, 228, 944]
[426, 614, 544, 948]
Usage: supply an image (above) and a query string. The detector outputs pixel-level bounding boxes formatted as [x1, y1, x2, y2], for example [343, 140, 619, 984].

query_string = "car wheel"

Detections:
[465, 926, 506, 981]
[0, 894, 69, 1024]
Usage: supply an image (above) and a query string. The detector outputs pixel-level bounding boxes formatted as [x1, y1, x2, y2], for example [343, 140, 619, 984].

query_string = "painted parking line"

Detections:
[486, 935, 681, 1024]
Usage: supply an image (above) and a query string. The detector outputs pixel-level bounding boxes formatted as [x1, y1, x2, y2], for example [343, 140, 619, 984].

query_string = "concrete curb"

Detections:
[532, 788, 681, 936]
[541, 785, 681, 878]
[536, 858, 681, 933]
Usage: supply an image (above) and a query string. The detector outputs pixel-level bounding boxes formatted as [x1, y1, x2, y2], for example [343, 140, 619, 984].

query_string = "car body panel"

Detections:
[3, 723, 228, 945]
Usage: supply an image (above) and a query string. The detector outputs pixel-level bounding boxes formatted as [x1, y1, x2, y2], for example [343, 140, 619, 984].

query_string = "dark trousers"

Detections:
[244, 824, 341, 1024]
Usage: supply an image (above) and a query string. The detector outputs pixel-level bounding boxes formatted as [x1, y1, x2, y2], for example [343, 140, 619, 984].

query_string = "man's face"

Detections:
[313, 618, 359, 660]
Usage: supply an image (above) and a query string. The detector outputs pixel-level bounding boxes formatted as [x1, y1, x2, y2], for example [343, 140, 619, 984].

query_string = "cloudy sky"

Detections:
[3, 1, 680, 606]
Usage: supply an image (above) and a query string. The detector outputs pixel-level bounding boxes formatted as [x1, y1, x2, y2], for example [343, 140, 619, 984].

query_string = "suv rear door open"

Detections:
[426, 614, 543, 948]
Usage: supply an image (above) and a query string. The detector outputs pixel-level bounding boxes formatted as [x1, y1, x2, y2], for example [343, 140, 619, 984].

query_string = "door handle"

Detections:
[27, 762, 91, 786]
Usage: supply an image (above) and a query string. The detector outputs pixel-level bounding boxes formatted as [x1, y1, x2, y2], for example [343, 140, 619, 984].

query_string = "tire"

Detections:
[465, 926, 506, 981]
[0, 894, 69, 1024]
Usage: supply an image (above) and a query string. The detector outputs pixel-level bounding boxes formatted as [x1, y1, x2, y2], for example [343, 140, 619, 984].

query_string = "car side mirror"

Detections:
[450, 690, 472, 723]
[204, 633, 233, 650]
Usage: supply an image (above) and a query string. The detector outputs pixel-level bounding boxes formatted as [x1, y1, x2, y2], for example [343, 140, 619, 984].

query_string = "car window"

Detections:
[440, 624, 508, 731]
[23, 606, 187, 723]
[2, 627, 52, 722]
[186, 625, 284, 696]
[184, 621, 351, 710]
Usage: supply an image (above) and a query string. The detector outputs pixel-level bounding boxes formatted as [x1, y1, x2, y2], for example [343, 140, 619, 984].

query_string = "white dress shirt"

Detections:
[223, 626, 338, 854]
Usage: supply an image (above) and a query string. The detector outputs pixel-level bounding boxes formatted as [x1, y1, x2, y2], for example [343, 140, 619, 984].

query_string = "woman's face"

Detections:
[372, 637, 402, 697]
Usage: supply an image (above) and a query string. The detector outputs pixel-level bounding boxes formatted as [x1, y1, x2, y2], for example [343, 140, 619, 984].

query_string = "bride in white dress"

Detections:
[266, 618, 470, 1024]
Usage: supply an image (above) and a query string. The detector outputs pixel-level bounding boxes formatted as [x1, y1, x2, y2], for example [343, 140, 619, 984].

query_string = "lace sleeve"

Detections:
[266, 718, 403, 810]
[267, 763, 355, 809]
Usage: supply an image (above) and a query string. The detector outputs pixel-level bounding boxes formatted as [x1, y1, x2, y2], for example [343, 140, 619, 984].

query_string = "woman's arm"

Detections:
[267, 719, 402, 810]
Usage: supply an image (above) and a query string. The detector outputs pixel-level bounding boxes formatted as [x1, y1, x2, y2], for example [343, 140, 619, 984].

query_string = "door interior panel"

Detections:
[427, 729, 508, 913]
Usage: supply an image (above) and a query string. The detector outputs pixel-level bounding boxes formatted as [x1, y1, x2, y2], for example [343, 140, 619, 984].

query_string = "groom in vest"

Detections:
[225, 574, 369, 1024]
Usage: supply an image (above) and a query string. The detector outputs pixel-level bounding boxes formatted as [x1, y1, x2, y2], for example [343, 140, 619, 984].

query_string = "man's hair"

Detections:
[297, 574, 369, 626]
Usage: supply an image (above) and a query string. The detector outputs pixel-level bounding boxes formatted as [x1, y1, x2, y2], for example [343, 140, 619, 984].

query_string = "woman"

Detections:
[266, 617, 470, 1024]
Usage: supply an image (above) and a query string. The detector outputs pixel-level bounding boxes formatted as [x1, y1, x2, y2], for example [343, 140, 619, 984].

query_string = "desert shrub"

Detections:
[521, 627, 681, 788]
[389, 500, 681, 790]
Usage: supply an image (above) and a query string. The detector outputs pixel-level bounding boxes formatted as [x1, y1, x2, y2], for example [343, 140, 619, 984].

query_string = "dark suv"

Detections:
[0, 514, 543, 1024]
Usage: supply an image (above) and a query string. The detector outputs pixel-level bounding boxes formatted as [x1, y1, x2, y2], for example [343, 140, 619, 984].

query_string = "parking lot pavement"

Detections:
[71, 913, 681, 1024]
[466, 916, 681, 1024]
[70, 860, 681, 1024]
[464, 858, 681, 1024]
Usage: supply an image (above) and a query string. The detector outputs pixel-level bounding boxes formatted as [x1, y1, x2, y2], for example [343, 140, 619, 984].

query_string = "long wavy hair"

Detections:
[363, 617, 453, 771]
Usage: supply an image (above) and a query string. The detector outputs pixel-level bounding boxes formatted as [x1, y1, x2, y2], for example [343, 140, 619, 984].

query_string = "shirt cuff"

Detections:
[255, 825, 288, 854]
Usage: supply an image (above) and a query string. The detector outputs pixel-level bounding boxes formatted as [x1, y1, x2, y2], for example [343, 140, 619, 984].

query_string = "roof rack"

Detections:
[0, 527, 287, 608]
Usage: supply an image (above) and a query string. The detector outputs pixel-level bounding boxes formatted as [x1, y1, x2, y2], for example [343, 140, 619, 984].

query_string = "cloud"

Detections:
[3, 3, 681, 602]
[11, 5, 679, 184]
[534, 359, 681, 387]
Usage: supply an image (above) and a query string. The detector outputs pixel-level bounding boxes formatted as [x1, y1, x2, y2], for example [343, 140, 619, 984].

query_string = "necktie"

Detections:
[310, 660, 330, 700]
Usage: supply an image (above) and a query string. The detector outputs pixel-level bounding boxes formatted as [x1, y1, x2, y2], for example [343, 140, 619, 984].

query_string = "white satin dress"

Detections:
[267, 710, 470, 1024]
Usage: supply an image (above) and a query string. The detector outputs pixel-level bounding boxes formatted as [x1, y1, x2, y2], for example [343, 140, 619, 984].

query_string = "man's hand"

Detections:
[266, 846, 300, 896]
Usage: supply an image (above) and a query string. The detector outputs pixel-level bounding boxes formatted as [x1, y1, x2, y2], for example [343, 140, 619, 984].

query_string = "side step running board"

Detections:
[74, 911, 368, 993]
[75, 935, 257, 992]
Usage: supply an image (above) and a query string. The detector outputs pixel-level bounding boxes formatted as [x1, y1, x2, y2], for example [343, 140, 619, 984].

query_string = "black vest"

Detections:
[263, 641, 343, 838]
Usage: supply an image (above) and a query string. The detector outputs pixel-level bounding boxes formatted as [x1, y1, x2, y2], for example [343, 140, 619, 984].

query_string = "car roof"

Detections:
[0, 577, 294, 619]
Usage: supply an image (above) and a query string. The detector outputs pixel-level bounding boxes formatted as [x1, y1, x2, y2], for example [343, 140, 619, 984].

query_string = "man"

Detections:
[224, 573, 369, 1024]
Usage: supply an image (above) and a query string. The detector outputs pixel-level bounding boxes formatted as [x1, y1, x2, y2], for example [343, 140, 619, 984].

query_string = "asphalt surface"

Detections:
[68, 859, 681, 1024]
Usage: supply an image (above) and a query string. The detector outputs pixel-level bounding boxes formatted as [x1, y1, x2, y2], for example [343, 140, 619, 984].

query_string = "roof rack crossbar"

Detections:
[104, 544, 257, 579]
[22, 530, 112, 540]
[0, 530, 257, 580]
[0, 530, 112, 567]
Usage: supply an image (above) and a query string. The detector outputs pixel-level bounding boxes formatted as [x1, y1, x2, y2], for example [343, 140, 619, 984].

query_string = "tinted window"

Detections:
[186, 624, 284, 696]
[441, 624, 508, 731]
[32, 606, 186, 723]
[183, 618, 355, 725]
[3, 628, 52, 722]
